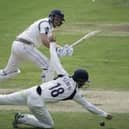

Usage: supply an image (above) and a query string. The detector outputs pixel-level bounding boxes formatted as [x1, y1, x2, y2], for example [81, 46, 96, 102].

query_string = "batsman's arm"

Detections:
[49, 42, 68, 75]
[73, 91, 112, 119]
[40, 30, 62, 48]
[40, 33, 56, 48]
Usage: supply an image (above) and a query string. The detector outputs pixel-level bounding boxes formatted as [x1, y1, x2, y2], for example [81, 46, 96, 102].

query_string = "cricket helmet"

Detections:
[49, 9, 65, 27]
[72, 69, 89, 88]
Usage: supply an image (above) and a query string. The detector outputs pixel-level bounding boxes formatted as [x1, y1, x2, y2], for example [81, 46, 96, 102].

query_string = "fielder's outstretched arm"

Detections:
[73, 90, 111, 119]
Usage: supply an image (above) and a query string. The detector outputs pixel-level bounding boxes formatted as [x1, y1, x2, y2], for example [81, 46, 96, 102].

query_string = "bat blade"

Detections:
[70, 30, 100, 47]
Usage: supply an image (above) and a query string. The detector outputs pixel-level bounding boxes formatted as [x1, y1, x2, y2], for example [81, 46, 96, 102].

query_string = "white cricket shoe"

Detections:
[0, 69, 21, 81]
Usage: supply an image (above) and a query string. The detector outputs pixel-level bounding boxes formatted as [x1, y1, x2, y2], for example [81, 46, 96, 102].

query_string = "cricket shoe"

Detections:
[0, 69, 7, 76]
[0, 69, 7, 81]
[12, 112, 24, 128]
[0, 69, 21, 81]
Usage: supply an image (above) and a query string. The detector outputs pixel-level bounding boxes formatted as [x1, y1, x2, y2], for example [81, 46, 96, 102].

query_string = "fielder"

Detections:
[0, 42, 112, 128]
[0, 9, 73, 82]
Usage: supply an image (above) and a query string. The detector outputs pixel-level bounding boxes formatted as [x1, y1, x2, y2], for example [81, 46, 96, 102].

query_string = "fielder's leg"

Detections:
[13, 106, 54, 128]
[0, 90, 26, 105]
[13, 87, 54, 128]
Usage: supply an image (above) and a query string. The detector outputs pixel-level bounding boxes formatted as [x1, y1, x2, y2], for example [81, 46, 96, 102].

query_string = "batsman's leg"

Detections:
[22, 45, 54, 82]
[41, 68, 55, 82]
[43, 60, 55, 82]
[0, 41, 24, 81]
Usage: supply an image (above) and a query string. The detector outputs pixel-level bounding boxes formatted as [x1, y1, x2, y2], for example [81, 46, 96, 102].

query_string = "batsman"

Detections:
[0, 9, 73, 82]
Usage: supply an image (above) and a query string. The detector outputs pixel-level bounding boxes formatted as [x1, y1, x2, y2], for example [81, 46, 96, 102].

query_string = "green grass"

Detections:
[0, 111, 129, 129]
[0, 0, 129, 128]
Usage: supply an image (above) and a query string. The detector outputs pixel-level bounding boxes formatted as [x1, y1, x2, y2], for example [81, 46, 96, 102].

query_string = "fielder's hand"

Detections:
[106, 114, 113, 120]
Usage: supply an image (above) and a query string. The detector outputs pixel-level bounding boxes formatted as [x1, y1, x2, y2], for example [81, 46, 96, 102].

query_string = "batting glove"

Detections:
[63, 44, 73, 56]
[56, 47, 67, 57]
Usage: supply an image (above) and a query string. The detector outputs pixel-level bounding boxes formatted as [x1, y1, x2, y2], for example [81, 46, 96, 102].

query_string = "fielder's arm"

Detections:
[73, 90, 112, 119]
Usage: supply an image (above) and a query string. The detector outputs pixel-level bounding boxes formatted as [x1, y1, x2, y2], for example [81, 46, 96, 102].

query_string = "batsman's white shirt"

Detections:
[17, 18, 54, 48]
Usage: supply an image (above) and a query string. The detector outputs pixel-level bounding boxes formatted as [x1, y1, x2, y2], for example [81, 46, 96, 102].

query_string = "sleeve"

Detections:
[49, 42, 68, 75]
[39, 21, 50, 34]
[73, 90, 108, 118]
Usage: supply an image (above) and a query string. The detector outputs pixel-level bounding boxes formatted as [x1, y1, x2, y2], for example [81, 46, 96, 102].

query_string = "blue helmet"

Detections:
[49, 9, 65, 21]
[49, 9, 65, 27]
[72, 69, 89, 88]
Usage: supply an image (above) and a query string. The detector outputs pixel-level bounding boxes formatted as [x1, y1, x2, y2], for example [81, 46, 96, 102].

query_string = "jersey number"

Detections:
[49, 83, 64, 97]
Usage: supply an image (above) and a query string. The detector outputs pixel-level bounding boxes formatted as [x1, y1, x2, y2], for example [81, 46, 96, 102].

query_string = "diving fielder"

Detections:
[0, 42, 112, 128]
[0, 9, 73, 82]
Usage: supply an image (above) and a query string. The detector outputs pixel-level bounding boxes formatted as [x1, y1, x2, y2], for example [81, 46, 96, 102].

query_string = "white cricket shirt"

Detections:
[17, 18, 54, 48]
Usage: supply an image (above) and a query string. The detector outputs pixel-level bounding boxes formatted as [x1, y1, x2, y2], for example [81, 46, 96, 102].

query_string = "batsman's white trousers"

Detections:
[3, 41, 49, 77]
[0, 87, 54, 128]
